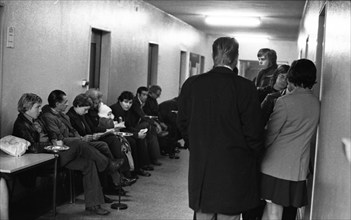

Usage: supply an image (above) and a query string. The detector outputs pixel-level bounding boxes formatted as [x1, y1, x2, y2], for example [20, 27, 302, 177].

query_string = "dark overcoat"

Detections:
[177, 66, 264, 215]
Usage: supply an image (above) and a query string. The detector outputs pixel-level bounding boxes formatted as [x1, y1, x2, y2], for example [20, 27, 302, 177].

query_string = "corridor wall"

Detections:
[298, 0, 351, 219]
[0, 0, 214, 136]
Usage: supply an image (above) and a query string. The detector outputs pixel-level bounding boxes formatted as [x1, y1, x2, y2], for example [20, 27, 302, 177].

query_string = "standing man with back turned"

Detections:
[177, 37, 264, 219]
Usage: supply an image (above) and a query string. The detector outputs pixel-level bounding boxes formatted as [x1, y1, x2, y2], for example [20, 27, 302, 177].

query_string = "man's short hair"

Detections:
[149, 85, 161, 94]
[212, 37, 239, 66]
[18, 93, 42, 113]
[136, 86, 148, 95]
[118, 91, 134, 102]
[287, 59, 317, 89]
[48, 90, 66, 108]
[72, 93, 93, 107]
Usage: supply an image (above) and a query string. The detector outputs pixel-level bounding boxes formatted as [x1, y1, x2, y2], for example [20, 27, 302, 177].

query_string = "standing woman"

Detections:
[255, 48, 278, 88]
[260, 59, 320, 220]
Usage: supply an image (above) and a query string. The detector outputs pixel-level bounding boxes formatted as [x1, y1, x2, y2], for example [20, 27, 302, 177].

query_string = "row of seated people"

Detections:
[118, 85, 183, 159]
[10, 86, 181, 216]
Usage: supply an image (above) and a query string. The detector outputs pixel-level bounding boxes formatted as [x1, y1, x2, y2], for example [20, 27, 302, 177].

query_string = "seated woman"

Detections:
[12, 93, 113, 215]
[66, 93, 136, 187]
[110, 91, 152, 176]
[260, 59, 320, 220]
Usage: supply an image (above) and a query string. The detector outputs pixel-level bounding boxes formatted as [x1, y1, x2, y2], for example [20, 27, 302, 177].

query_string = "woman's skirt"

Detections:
[260, 173, 307, 208]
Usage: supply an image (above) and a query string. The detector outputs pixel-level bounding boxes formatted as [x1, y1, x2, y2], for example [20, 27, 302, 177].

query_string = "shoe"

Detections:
[152, 161, 162, 166]
[169, 153, 180, 159]
[142, 165, 154, 171]
[128, 171, 139, 179]
[104, 195, 115, 203]
[107, 158, 124, 174]
[125, 171, 139, 179]
[86, 205, 110, 215]
[121, 177, 137, 186]
[161, 150, 169, 156]
[136, 169, 151, 177]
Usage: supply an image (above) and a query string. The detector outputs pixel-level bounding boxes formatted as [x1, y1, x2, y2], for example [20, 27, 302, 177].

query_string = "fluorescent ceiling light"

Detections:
[233, 34, 270, 43]
[205, 16, 261, 27]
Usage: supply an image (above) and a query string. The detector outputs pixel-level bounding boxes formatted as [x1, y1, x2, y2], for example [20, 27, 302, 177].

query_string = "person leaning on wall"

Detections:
[260, 59, 320, 220]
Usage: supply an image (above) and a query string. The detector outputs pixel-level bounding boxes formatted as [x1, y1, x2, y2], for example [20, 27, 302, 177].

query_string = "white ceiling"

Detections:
[144, 0, 306, 41]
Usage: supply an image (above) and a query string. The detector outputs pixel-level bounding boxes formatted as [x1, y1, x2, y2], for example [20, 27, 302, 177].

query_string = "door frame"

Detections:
[0, 4, 5, 135]
[87, 26, 111, 104]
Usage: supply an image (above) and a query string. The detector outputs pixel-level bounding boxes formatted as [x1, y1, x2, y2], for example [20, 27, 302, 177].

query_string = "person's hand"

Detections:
[81, 135, 93, 142]
[160, 122, 168, 130]
[114, 121, 126, 129]
[52, 139, 63, 146]
[138, 129, 147, 139]
[92, 133, 101, 140]
[106, 128, 115, 133]
[154, 122, 162, 134]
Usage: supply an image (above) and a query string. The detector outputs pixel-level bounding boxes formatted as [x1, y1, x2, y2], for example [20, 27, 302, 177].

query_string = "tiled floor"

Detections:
[37, 149, 193, 220]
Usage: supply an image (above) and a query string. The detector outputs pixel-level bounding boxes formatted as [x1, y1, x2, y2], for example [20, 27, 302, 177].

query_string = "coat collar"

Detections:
[289, 87, 313, 95]
[211, 66, 238, 75]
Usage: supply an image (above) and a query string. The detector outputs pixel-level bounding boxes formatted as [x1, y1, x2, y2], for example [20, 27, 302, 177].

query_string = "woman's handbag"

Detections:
[0, 135, 30, 157]
[116, 134, 135, 171]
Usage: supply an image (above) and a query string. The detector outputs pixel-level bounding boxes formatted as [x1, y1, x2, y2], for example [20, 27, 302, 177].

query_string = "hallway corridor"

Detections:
[38, 149, 192, 220]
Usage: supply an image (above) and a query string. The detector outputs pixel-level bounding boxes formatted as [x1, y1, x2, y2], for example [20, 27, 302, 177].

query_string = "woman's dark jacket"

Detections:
[12, 113, 51, 153]
[255, 64, 278, 88]
[261, 89, 286, 125]
[66, 107, 93, 136]
[85, 107, 106, 133]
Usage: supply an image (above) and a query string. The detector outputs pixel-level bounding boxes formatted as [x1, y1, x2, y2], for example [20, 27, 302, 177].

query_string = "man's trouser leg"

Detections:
[65, 158, 104, 208]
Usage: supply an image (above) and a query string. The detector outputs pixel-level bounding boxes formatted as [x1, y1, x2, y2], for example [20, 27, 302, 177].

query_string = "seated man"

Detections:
[158, 97, 182, 158]
[130, 86, 161, 166]
[12, 93, 113, 215]
[110, 91, 152, 176]
[39, 90, 125, 195]
[143, 85, 168, 135]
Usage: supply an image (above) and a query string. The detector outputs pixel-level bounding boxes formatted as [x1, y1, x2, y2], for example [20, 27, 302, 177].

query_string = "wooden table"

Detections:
[0, 152, 58, 217]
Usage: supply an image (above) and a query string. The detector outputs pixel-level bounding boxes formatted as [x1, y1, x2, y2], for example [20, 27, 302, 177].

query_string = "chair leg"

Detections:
[68, 170, 75, 204]
[53, 156, 58, 217]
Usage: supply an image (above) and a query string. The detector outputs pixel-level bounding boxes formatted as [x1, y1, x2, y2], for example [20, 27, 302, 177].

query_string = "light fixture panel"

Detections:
[205, 16, 261, 27]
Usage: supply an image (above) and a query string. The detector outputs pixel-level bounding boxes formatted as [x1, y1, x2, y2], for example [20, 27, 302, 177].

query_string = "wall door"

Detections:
[89, 28, 111, 103]
[89, 28, 102, 89]
[147, 43, 159, 86]
[239, 60, 260, 81]
[0, 5, 4, 135]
